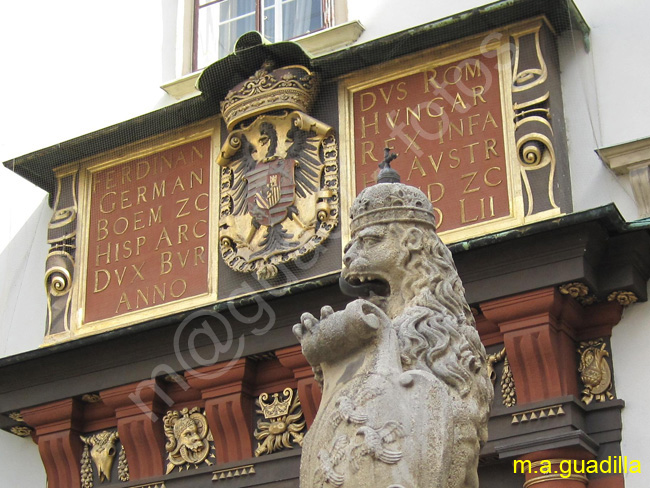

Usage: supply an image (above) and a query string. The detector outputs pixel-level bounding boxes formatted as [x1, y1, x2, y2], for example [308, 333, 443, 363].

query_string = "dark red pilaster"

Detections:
[101, 379, 167, 480]
[276, 345, 322, 428]
[185, 358, 255, 463]
[22, 398, 83, 488]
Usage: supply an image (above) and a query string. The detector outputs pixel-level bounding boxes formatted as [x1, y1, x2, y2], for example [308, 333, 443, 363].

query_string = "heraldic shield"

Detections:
[218, 108, 339, 281]
[247, 158, 297, 228]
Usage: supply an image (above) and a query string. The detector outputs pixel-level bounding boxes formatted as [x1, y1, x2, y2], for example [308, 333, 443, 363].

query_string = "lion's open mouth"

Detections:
[339, 273, 390, 298]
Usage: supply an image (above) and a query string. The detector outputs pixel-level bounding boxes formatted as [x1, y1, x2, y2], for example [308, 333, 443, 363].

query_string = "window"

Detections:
[194, 0, 327, 70]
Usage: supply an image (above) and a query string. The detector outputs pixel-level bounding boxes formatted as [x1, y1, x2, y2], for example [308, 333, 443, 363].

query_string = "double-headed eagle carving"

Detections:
[218, 62, 338, 280]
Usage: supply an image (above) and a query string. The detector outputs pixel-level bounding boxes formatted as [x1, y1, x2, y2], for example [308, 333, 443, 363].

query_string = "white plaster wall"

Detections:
[0, 197, 50, 357]
[0, 431, 46, 486]
[557, 29, 637, 220]
[611, 285, 650, 487]
[349, 0, 490, 44]
[558, 1, 650, 220]
[0, 0, 175, 164]
[0, 167, 46, 254]
[0, 198, 49, 486]
[0, 2, 179, 482]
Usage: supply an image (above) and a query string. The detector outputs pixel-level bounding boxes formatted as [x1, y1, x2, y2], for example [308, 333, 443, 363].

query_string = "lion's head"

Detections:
[341, 183, 492, 407]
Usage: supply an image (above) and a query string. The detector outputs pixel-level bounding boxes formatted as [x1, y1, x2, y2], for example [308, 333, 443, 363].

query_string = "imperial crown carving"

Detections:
[221, 62, 318, 131]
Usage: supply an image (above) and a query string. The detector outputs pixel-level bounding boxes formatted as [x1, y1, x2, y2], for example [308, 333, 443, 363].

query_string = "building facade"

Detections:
[1, 0, 649, 487]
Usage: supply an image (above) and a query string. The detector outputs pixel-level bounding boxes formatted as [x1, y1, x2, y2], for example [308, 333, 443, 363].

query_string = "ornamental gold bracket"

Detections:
[558, 282, 597, 306]
[163, 407, 215, 474]
[46, 169, 79, 336]
[511, 22, 562, 219]
[80, 430, 128, 487]
[487, 347, 517, 408]
[577, 339, 614, 405]
[254, 388, 306, 456]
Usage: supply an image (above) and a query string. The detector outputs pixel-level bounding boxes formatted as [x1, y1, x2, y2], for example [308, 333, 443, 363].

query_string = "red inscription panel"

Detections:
[85, 138, 211, 324]
[353, 51, 510, 233]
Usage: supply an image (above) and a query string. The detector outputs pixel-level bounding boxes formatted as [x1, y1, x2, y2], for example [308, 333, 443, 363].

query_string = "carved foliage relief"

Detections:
[577, 339, 614, 404]
[487, 347, 517, 407]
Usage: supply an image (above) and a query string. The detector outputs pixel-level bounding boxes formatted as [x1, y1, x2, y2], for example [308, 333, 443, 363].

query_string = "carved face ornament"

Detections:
[177, 419, 204, 453]
[163, 407, 213, 473]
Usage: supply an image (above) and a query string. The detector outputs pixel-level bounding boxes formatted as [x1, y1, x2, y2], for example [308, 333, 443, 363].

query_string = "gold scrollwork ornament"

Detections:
[10, 426, 32, 437]
[8, 411, 23, 422]
[254, 388, 306, 456]
[163, 407, 214, 474]
[577, 339, 614, 404]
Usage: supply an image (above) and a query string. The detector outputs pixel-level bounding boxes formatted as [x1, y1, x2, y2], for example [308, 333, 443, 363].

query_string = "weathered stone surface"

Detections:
[293, 181, 493, 488]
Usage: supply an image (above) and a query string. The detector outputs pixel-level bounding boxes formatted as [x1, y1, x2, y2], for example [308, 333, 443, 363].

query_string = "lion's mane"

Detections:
[386, 222, 493, 448]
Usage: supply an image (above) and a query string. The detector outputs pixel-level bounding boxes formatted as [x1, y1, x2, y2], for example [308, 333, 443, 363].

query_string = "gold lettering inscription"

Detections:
[360, 91, 377, 111]
[427, 182, 445, 203]
[86, 137, 211, 323]
[461, 172, 480, 194]
[361, 113, 379, 138]
[407, 157, 427, 181]
[362, 141, 378, 165]
[484, 166, 503, 186]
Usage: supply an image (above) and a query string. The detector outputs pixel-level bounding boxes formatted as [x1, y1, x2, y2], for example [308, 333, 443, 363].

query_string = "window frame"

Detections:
[192, 0, 332, 71]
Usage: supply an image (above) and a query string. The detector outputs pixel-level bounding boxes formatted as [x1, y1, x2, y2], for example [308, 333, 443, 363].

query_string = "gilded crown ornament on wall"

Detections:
[220, 61, 318, 130]
[259, 388, 294, 418]
[254, 388, 306, 456]
[218, 60, 339, 280]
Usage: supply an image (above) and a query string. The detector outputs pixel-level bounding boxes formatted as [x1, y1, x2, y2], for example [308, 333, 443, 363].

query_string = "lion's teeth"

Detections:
[360, 277, 366, 282]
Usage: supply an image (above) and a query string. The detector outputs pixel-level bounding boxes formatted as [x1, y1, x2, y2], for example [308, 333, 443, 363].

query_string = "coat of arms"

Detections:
[218, 62, 339, 280]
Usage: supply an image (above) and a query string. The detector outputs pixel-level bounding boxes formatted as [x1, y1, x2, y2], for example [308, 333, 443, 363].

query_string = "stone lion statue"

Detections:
[293, 178, 493, 488]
